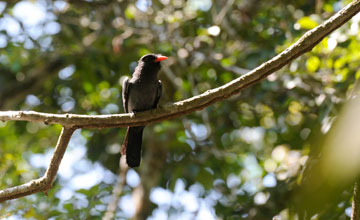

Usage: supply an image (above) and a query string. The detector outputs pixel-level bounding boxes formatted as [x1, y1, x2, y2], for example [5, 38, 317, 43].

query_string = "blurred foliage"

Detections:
[0, 0, 360, 219]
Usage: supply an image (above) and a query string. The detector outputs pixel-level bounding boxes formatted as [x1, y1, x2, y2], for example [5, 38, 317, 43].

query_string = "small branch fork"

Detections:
[0, 0, 359, 206]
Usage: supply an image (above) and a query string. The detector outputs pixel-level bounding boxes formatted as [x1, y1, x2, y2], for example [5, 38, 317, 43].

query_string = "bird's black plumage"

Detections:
[122, 54, 167, 167]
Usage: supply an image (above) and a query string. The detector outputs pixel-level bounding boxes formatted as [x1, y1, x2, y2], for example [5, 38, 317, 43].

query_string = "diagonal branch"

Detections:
[0, 1, 359, 128]
[0, 0, 359, 203]
[0, 127, 75, 202]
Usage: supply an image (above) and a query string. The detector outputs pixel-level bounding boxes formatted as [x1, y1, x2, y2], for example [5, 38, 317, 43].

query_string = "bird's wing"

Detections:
[122, 77, 131, 113]
[152, 80, 162, 108]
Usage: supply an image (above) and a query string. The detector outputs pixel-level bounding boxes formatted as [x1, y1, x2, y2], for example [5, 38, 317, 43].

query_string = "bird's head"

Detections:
[137, 54, 168, 75]
[140, 54, 168, 64]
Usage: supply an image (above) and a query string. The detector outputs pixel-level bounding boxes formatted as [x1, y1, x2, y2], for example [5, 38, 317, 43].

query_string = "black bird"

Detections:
[122, 54, 168, 167]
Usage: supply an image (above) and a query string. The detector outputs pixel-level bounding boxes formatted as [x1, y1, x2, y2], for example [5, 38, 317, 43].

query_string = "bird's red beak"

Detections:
[155, 56, 168, 62]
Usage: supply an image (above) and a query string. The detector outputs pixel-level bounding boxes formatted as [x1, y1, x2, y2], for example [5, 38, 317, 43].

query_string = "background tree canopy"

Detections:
[0, 0, 360, 219]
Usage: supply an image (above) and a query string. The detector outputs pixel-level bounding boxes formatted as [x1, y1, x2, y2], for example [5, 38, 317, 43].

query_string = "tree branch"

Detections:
[103, 157, 129, 220]
[1, 1, 359, 128]
[0, 127, 75, 202]
[0, 0, 359, 203]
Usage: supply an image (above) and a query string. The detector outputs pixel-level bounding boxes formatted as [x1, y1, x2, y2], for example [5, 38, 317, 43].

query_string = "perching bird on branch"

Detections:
[121, 54, 168, 167]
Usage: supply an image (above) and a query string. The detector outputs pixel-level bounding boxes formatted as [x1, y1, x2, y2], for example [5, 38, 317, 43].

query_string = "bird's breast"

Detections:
[127, 80, 158, 112]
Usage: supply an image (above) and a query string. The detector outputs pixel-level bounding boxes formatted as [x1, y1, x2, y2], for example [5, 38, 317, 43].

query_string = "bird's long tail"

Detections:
[122, 126, 145, 167]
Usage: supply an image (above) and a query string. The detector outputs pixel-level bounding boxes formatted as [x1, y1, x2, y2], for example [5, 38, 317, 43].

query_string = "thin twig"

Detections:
[102, 156, 128, 220]
[352, 180, 360, 220]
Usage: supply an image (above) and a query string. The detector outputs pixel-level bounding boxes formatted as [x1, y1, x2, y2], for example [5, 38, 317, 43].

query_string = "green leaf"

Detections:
[306, 56, 320, 73]
[297, 17, 318, 29]
[125, 5, 136, 19]
[197, 168, 214, 190]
